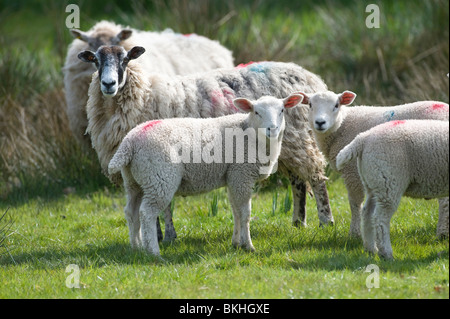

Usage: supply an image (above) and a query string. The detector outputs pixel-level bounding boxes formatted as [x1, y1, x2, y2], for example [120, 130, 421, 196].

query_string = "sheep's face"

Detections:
[300, 91, 356, 134]
[233, 94, 303, 139]
[71, 29, 133, 51]
[78, 46, 145, 97]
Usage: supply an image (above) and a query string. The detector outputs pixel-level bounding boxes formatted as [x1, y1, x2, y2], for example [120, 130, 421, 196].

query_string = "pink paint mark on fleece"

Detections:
[211, 88, 238, 112]
[389, 120, 406, 127]
[235, 61, 257, 69]
[431, 103, 449, 111]
[141, 120, 162, 133]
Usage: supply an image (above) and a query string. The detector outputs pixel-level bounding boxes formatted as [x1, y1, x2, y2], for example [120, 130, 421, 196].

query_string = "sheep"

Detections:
[63, 20, 234, 150]
[297, 90, 449, 237]
[78, 45, 334, 239]
[335, 120, 449, 259]
[107, 93, 304, 255]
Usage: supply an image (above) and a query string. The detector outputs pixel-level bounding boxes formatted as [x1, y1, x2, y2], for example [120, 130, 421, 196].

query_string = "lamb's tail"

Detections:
[336, 135, 365, 171]
[108, 137, 133, 175]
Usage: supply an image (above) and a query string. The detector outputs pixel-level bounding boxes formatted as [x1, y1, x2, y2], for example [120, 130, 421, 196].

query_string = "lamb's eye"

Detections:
[334, 102, 339, 109]
[309, 102, 312, 109]
[255, 111, 259, 116]
[281, 109, 284, 113]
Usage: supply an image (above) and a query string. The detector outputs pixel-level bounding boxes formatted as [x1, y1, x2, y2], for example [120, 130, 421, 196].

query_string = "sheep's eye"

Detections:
[281, 109, 284, 113]
[309, 102, 312, 109]
[255, 111, 259, 116]
[334, 102, 339, 109]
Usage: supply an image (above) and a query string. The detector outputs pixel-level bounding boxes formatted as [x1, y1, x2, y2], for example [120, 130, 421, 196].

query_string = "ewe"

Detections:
[64, 20, 234, 150]
[79, 45, 333, 240]
[336, 120, 449, 259]
[108, 94, 303, 255]
[298, 90, 449, 237]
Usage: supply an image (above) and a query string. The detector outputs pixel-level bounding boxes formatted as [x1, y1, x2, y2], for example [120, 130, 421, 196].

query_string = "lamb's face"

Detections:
[302, 91, 356, 134]
[233, 95, 303, 139]
[78, 45, 145, 97]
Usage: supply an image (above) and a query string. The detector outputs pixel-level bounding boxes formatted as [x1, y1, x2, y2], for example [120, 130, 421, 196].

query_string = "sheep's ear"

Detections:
[78, 51, 97, 63]
[295, 92, 311, 105]
[116, 29, 133, 41]
[339, 91, 357, 105]
[126, 46, 145, 61]
[233, 98, 254, 113]
[283, 94, 303, 109]
[70, 29, 90, 42]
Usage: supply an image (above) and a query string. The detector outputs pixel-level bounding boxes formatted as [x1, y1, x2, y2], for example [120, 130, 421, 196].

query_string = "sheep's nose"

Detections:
[315, 120, 326, 129]
[102, 80, 116, 88]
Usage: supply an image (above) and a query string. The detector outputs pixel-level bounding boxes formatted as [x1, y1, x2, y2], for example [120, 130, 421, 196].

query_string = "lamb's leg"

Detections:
[361, 193, 377, 255]
[289, 175, 307, 227]
[227, 183, 255, 252]
[139, 197, 162, 256]
[374, 202, 397, 260]
[163, 203, 177, 242]
[124, 187, 142, 249]
[344, 180, 365, 238]
[437, 198, 449, 239]
[310, 179, 334, 226]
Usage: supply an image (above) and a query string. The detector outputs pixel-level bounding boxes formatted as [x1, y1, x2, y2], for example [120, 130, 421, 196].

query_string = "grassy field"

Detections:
[0, 179, 448, 298]
[0, 0, 449, 300]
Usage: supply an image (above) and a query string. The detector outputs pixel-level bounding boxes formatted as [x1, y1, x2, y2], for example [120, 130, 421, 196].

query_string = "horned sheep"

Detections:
[63, 20, 234, 150]
[336, 120, 449, 259]
[78, 45, 334, 238]
[108, 94, 304, 255]
[298, 90, 449, 237]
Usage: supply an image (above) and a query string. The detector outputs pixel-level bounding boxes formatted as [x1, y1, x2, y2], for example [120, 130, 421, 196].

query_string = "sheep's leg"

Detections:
[361, 193, 377, 255]
[437, 198, 449, 239]
[374, 200, 399, 260]
[124, 187, 143, 249]
[163, 203, 177, 242]
[290, 175, 307, 227]
[310, 180, 334, 226]
[228, 185, 255, 252]
[139, 197, 162, 255]
[344, 182, 365, 238]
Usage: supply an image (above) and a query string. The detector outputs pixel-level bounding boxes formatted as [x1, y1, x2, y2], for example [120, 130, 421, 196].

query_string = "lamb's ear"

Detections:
[78, 51, 97, 63]
[294, 92, 311, 105]
[70, 29, 90, 42]
[127, 46, 146, 61]
[116, 29, 133, 41]
[339, 91, 357, 105]
[283, 94, 303, 109]
[233, 98, 254, 113]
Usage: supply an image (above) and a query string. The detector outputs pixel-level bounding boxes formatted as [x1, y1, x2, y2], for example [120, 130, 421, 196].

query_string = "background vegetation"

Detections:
[0, 0, 448, 299]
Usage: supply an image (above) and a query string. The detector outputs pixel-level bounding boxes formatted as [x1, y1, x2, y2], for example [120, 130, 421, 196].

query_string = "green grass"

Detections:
[0, 0, 448, 299]
[0, 179, 448, 298]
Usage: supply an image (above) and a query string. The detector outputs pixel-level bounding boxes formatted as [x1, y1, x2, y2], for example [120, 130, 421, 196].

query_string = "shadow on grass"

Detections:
[2, 224, 447, 274]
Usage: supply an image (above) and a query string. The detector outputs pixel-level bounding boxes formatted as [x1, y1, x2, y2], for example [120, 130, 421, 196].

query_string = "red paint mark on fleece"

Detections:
[389, 120, 406, 127]
[235, 61, 257, 69]
[211, 88, 237, 111]
[141, 120, 162, 133]
[431, 103, 449, 111]
[183, 33, 195, 37]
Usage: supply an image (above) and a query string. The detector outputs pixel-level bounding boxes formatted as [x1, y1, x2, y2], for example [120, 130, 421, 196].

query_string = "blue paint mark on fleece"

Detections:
[383, 110, 395, 122]
[249, 62, 274, 74]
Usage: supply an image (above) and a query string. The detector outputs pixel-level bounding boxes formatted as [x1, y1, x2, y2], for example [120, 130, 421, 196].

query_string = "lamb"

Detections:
[108, 94, 304, 255]
[335, 120, 449, 259]
[78, 45, 334, 238]
[63, 20, 234, 150]
[297, 90, 449, 237]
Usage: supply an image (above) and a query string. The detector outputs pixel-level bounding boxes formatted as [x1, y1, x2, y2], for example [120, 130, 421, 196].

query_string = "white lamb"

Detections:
[78, 45, 333, 238]
[336, 120, 449, 259]
[297, 90, 449, 237]
[63, 20, 234, 150]
[108, 94, 303, 255]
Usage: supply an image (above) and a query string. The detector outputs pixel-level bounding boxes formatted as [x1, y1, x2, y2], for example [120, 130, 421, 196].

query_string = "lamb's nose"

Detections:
[315, 120, 326, 129]
[102, 80, 116, 88]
